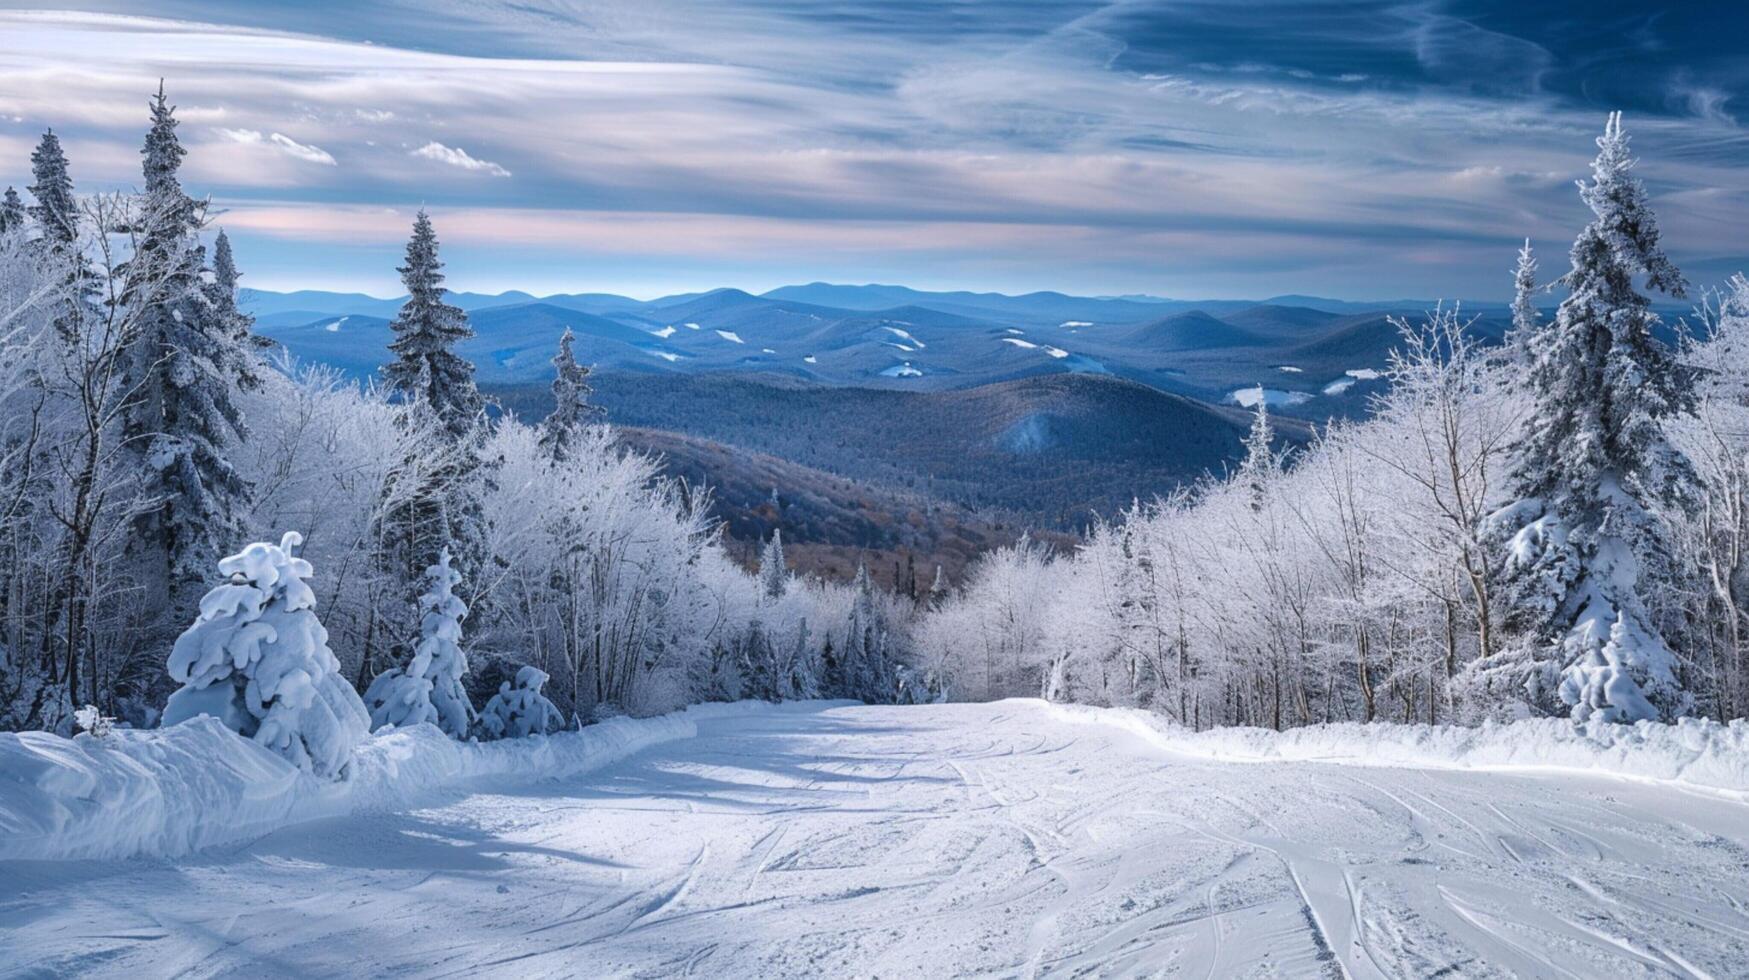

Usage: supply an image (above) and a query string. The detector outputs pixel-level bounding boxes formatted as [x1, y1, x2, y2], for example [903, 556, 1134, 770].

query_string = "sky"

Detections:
[0, 1, 1745, 300]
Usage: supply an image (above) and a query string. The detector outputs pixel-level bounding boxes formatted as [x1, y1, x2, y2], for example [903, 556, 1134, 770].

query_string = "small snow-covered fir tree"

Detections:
[537, 328, 600, 461]
[1239, 399, 1276, 512]
[759, 529, 788, 598]
[363, 548, 476, 737]
[478, 665, 561, 738]
[120, 84, 252, 615]
[161, 532, 371, 779]
[0, 187, 23, 235]
[1484, 113, 1694, 723]
[833, 563, 891, 701]
[1507, 238, 1540, 354]
[28, 130, 77, 246]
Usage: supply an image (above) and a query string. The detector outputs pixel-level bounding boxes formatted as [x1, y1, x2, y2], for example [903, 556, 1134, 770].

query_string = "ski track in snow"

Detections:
[6, 700, 1749, 978]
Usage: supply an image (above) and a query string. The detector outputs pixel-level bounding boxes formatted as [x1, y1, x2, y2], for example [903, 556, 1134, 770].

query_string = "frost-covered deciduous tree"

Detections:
[161, 532, 370, 778]
[1668, 275, 1749, 720]
[363, 548, 475, 737]
[1486, 113, 1694, 723]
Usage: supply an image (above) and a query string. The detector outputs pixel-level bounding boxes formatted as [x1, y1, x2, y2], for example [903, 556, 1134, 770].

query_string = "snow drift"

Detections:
[1041, 700, 1749, 800]
[0, 701, 807, 862]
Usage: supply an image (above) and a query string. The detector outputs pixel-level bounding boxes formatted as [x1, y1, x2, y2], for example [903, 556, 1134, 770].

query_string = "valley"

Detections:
[248, 283, 1504, 576]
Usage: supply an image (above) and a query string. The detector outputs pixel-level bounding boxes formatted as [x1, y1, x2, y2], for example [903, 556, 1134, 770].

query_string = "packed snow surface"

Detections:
[6, 701, 1749, 977]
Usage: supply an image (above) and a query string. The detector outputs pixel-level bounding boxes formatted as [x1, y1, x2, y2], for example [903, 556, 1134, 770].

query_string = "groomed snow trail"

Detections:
[5, 701, 1749, 978]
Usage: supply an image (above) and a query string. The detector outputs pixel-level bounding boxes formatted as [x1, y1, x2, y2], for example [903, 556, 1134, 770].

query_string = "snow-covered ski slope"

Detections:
[6, 700, 1749, 978]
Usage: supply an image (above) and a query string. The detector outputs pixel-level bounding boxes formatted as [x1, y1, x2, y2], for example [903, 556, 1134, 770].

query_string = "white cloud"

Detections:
[412, 141, 511, 177]
[215, 128, 336, 165]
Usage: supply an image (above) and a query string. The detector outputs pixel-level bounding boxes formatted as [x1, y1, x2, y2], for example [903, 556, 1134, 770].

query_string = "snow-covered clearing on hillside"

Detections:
[1231, 385, 1313, 408]
[714, 329, 743, 344]
[6, 700, 1749, 977]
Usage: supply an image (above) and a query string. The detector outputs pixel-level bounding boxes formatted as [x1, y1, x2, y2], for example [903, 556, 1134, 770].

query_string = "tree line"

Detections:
[917, 114, 1749, 727]
[0, 85, 922, 742]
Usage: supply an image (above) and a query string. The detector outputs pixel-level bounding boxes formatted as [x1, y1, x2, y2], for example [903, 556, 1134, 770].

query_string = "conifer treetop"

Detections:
[28, 129, 77, 244]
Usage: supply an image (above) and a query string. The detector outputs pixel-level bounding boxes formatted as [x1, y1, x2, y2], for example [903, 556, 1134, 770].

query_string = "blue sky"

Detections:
[0, 1, 1744, 299]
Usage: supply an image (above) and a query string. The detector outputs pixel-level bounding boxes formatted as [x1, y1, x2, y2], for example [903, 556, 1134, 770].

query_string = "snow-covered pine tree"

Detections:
[382, 211, 482, 438]
[928, 565, 947, 609]
[375, 211, 490, 589]
[120, 83, 252, 618]
[363, 548, 476, 737]
[788, 617, 820, 699]
[161, 532, 371, 779]
[0, 187, 23, 235]
[28, 130, 77, 246]
[1508, 238, 1540, 353]
[1239, 399, 1275, 511]
[1485, 113, 1694, 723]
[537, 328, 600, 461]
[839, 562, 889, 701]
[478, 665, 561, 739]
[207, 229, 267, 390]
[759, 529, 788, 598]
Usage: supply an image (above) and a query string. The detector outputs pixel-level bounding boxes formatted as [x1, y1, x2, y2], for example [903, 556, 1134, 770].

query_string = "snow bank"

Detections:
[0, 701, 804, 862]
[1038, 700, 1749, 800]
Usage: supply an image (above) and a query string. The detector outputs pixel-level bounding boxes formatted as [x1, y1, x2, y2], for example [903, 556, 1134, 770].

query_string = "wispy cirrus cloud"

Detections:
[411, 141, 511, 177]
[216, 128, 337, 166]
[0, 2, 1741, 298]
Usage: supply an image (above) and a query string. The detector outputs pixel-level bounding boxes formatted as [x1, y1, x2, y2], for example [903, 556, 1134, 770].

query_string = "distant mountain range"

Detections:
[243, 282, 1515, 415]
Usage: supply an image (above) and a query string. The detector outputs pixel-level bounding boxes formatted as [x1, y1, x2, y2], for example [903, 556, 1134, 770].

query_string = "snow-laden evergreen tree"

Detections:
[0, 187, 23, 235]
[363, 548, 476, 737]
[120, 83, 252, 617]
[1507, 238, 1540, 354]
[375, 211, 490, 590]
[382, 211, 482, 437]
[759, 529, 788, 598]
[478, 665, 561, 738]
[537, 328, 600, 461]
[28, 130, 77, 246]
[207, 229, 266, 390]
[833, 563, 891, 701]
[1485, 113, 1693, 723]
[161, 532, 371, 778]
[1239, 399, 1276, 512]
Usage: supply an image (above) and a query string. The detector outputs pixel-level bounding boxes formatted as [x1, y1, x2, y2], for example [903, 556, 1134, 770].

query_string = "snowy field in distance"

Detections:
[5, 700, 1749, 977]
